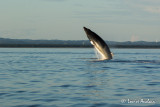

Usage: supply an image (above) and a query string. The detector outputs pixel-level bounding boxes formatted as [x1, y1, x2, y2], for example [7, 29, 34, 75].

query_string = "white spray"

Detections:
[93, 46, 106, 60]
[90, 41, 107, 60]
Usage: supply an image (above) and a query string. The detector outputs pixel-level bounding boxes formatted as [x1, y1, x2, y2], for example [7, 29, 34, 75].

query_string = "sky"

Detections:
[0, 0, 160, 41]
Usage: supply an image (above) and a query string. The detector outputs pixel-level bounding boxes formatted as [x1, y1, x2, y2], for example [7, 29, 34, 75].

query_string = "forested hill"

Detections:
[0, 38, 160, 48]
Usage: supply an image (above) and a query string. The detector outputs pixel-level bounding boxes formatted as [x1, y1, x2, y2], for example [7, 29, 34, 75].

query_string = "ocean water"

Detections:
[0, 48, 160, 107]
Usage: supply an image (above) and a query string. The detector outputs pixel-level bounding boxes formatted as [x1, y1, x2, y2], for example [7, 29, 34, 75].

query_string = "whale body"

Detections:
[83, 27, 112, 60]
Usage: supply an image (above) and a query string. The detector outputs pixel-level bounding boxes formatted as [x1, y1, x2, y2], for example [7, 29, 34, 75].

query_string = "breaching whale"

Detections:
[83, 27, 112, 60]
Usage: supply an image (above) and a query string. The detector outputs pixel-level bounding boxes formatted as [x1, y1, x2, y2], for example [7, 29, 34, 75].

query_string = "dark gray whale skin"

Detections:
[83, 27, 112, 60]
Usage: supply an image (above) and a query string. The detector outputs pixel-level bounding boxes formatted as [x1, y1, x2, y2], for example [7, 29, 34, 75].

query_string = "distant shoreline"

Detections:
[0, 38, 160, 49]
[0, 44, 160, 48]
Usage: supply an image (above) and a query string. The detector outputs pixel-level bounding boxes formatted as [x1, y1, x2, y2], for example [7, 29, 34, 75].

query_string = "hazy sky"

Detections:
[0, 0, 160, 41]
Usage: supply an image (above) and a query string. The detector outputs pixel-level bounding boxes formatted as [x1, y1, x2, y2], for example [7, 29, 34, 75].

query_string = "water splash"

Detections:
[94, 47, 106, 60]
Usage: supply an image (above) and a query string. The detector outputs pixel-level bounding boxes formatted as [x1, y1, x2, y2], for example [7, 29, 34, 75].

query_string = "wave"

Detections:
[89, 59, 160, 64]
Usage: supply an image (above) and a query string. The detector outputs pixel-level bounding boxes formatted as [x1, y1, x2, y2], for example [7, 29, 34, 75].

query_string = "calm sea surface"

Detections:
[0, 48, 160, 107]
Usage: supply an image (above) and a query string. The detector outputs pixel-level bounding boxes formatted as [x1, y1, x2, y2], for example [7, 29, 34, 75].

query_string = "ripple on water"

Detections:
[15, 90, 27, 93]
[13, 104, 43, 107]
[126, 89, 139, 91]
[32, 98, 58, 102]
[59, 84, 72, 88]
[0, 92, 8, 96]
[147, 82, 160, 86]
[114, 94, 127, 97]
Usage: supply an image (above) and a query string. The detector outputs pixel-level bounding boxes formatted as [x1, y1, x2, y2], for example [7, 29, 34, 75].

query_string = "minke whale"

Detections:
[83, 27, 112, 60]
